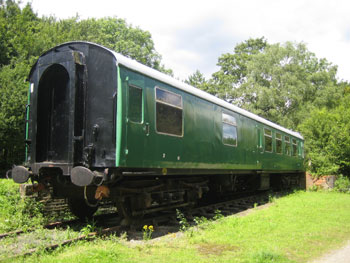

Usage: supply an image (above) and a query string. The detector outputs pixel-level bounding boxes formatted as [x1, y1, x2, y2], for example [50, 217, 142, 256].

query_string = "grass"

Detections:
[3, 190, 349, 263]
[0, 179, 46, 233]
[0, 179, 77, 234]
[188, 191, 350, 262]
[0, 227, 83, 261]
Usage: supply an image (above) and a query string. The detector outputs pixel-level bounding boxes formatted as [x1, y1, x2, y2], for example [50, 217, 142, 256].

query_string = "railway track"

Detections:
[20, 225, 124, 257]
[0, 212, 118, 240]
[1, 191, 284, 259]
[132, 191, 275, 229]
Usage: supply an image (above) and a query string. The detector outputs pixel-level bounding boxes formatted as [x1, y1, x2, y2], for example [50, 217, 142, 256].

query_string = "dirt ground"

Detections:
[311, 241, 350, 263]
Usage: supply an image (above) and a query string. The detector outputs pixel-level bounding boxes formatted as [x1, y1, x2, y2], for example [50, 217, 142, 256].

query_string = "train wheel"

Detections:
[68, 198, 98, 221]
[116, 198, 134, 225]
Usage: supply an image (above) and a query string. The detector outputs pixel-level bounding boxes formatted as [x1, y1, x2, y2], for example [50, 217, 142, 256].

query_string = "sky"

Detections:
[24, 0, 350, 82]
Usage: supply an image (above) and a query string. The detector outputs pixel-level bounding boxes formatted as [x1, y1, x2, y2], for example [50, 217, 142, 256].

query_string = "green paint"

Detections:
[119, 67, 148, 167]
[115, 66, 123, 167]
[116, 66, 304, 172]
[25, 83, 31, 162]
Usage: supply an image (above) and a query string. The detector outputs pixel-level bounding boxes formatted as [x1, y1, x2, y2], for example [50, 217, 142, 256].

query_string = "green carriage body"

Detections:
[115, 63, 304, 175]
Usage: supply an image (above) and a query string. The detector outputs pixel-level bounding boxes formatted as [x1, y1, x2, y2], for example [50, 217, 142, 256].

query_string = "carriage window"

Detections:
[292, 139, 297, 157]
[285, 136, 291, 155]
[276, 133, 282, 154]
[222, 113, 237, 146]
[155, 87, 183, 136]
[128, 85, 143, 123]
[264, 128, 273, 152]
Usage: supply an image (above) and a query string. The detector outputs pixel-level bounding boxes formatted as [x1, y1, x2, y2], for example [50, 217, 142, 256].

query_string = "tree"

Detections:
[0, 60, 30, 173]
[0, 1, 40, 174]
[299, 92, 350, 176]
[211, 37, 268, 101]
[185, 70, 214, 94]
[0, 1, 40, 65]
[34, 16, 170, 72]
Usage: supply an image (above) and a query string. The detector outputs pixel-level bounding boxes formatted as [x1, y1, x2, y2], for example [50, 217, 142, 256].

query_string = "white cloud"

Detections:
[27, 0, 350, 81]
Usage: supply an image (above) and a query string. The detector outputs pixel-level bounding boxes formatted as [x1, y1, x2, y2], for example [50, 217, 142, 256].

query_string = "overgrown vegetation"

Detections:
[6, 191, 350, 263]
[333, 175, 350, 193]
[299, 97, 350, 176]
[176, 209, 191, 232]
[0, 179, 45, 232]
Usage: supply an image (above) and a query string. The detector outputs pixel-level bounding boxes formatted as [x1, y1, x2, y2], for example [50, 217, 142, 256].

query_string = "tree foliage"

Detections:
[185, 70, 213, 93]
[212, 37, 268, 95]
[299, 94, 350, 175]
[0, 0, 169, 174]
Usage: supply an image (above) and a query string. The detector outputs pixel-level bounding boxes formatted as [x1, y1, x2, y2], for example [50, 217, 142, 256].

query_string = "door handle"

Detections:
[143, 122, 150, 136]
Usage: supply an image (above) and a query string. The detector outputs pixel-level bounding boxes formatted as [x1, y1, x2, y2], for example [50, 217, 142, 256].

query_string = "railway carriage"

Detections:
[11, 42, 305, 221]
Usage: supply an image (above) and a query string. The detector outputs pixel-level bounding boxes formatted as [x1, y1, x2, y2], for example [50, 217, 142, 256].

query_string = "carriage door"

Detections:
[36, 51, 86, 164]
[125, 78, 149, 166]
[256, 126, 264, 167]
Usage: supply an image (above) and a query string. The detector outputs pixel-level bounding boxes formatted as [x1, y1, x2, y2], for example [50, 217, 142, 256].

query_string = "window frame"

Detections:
[276, 132, 283, 154]
[284, 135, 291, 156]
[127, 84, 144, 124]
[222, 111, 238, 147]
[264, 128, 273, 153]
[154, 86, 184, 137]
[292, 138, 297, 157]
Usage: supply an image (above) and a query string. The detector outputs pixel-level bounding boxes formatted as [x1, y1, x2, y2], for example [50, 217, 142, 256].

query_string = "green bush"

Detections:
[334, 175, 350, 193]
[299, 95, 350, 176]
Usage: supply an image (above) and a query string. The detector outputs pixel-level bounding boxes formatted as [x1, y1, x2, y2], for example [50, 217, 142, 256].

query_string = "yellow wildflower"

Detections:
[143, 225, 148, 230]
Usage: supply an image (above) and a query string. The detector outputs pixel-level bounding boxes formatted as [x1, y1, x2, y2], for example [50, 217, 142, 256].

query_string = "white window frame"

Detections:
[154, 86, 183, 137]
[222, 112, 238, 147]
